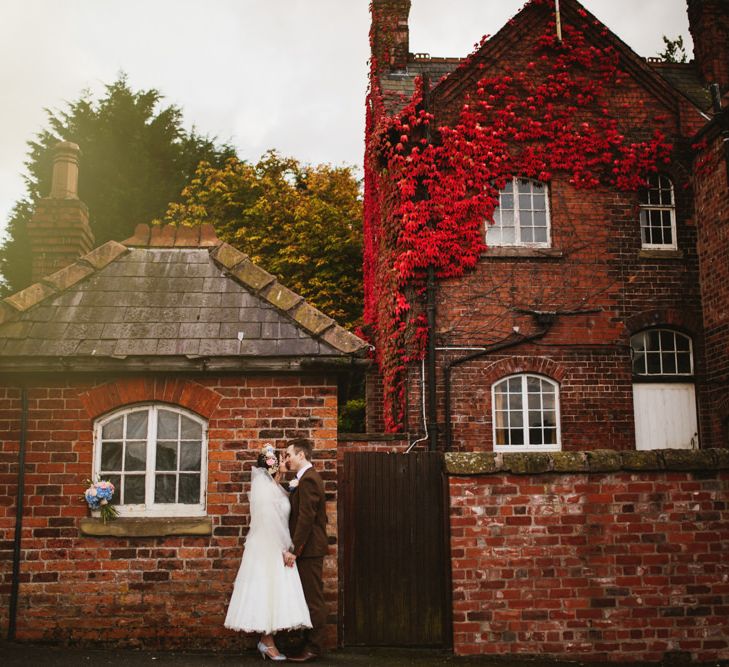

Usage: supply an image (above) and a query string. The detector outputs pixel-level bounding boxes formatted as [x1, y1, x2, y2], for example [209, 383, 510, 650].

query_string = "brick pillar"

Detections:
[370, 0, 411, 74]
[687, 0, 729, 93]
[27, 141, 94, 282]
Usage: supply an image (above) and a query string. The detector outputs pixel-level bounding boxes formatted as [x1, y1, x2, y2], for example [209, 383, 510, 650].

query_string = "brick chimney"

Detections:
[371, 0, 411, 75]
[687, 0, 729, 93]
[27, 141, 94, 282]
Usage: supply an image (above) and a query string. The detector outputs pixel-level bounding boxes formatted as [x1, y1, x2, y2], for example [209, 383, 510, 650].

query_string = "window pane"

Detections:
[156, 442, 177, 471]
[543, 428, 557, 444]
[180, 416, 202, 440]
[663, 354, 677, 374]
[125, 441, 146, 471]
[519, 193, 532, 210]
[102, 417, 123, 440]
[180, 441, 202, 471]
[155, 474, 177, 503]
[529, 427, 543, 445]
[500, 193, 514, 210]
[517, 179, 532, 194]
[528, 410, 544, 427]
[101, 442, 122, 471]
[495, 428, 509, 445]
[677, 352, 691, 374]
[124, 475, 145, 504]
[157, 410, 178, 439]
[511, 429, 524, 445]
[646, 352, 662, 374]
[510, 410, 523, 428]
[500, 226, 516, 244]
[126, 411, 148, 439]
[676, 334, 690, 352]
[179, 474, 201, 504]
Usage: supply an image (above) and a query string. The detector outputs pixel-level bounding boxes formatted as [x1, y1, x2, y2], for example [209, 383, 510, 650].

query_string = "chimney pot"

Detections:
[50, 141, 81, 199]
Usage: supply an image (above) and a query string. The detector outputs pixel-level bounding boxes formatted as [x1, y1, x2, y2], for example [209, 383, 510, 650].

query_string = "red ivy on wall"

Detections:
[364, 0, 673, 431]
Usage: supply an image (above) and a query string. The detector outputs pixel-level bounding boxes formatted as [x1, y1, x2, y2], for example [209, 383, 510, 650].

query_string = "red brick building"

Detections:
[365, 0, 729, 455]
[359, 0, 729, 660]
[0, 142, 368, 648]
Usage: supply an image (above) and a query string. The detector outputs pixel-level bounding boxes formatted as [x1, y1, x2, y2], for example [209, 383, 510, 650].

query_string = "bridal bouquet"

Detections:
[83, 479, 119, 523]
[261, 444, 280, 477]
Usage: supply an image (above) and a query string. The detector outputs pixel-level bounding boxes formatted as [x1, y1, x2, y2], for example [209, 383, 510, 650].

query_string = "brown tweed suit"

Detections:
[289, 465, 327, 654]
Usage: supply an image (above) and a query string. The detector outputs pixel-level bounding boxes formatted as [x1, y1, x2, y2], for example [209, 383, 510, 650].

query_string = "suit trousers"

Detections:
[297, 556, 326, 654]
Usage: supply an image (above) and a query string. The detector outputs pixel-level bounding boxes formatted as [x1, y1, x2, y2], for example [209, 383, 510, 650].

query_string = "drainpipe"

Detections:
[8, 387, 28, 641]
[444, 329, 549, 451]
[420, 71, 438, 452]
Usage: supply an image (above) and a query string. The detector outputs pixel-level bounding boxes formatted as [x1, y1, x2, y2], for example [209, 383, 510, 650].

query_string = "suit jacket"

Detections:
[289, 466, 328, 558]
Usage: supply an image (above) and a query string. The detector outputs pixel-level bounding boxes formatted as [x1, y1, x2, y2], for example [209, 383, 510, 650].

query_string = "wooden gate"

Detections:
[340, 451, 451, 647]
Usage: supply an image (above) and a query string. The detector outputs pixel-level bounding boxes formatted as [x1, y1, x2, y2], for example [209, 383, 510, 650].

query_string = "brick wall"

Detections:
[447, 450, 729, 661]
[694, 124, 729, 449]
[0, 374, 339, 649]
[367, 2, 707, 445]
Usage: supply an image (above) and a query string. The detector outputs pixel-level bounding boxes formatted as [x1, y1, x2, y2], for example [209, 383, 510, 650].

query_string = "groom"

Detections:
[283, 438, 327, 662]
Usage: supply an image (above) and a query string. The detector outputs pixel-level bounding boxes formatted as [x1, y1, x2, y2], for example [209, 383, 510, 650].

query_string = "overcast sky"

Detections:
[0, 1, 692, 241]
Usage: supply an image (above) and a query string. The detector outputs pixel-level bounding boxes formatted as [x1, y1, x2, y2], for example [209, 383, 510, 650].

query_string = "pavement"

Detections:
[3, 640, 727, 667]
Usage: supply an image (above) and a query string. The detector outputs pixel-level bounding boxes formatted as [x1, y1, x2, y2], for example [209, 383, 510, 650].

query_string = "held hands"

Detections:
[282, 550, 296, 568]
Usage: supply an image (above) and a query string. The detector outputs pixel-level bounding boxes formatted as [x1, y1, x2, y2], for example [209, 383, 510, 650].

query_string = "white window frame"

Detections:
[486, 177, 551, 248]
[639, 174, 677, 250]
[630, 329, 694, 377]
[93, 404, 208, 518]
[492, 374, 561, 452]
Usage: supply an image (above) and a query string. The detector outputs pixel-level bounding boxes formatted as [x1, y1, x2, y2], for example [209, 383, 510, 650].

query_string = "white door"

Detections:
[633, 383, 698, 450]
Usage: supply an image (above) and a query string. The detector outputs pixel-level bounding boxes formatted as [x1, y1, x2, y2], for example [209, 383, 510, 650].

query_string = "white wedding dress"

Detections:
[224, 467, 312, 634]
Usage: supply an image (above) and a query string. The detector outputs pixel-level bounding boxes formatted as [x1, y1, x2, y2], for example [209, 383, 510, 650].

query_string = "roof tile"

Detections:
[4, 281, 57, 312]
[82, 241, 128, 270]
[211, 243, 247, 270]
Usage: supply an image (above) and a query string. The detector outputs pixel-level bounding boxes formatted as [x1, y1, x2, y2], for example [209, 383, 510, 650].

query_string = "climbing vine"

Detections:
[364, 0, 673, 431]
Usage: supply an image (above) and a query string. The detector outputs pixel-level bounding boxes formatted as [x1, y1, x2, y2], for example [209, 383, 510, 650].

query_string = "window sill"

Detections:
[482, 247, 563, 259]
[79, 516, 212, 538]
[638, 248, 683, 259]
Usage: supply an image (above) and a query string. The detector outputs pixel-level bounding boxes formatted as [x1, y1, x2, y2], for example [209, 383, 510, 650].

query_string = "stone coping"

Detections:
[79, 516, 212, 538]
[445, 448, 729, 475]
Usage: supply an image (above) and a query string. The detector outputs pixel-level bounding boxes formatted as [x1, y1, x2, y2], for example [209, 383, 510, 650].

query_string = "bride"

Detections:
[225, 444, 312, 660]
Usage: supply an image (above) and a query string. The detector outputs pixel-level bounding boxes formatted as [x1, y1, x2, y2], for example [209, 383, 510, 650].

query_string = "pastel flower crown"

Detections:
[260, 443, 280, 477]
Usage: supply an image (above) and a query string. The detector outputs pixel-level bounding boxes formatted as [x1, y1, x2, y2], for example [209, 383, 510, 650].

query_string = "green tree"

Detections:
[0, 75, 234, 293]
[658, 35, 688, 63]
[161, 151, 363, 329]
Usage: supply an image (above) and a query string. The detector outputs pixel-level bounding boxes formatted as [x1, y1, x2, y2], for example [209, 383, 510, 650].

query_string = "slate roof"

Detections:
[648, 61, 712, 112]
[0, 224, 369, 372]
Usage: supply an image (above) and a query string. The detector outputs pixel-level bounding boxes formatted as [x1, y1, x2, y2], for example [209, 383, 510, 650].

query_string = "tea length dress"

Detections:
[224, 467, 312, 634]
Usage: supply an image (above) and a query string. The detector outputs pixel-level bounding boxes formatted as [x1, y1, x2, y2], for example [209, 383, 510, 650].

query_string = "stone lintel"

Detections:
[79, 516, 212, 537]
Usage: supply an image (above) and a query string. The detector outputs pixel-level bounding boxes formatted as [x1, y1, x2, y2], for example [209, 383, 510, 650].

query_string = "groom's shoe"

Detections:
[286, 649, 319, 662]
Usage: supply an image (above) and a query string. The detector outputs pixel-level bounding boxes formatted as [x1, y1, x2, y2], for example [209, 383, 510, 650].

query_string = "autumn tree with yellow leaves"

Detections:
[161, 151, 363, 329]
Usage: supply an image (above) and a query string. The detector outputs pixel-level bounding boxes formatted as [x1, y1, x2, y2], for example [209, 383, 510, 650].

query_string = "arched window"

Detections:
[492, 374, 561, 451]
[486, 178, 551, 247]
[639, 174, 676, 249]
[94, 404, 208, 517]
[630, 329, 693, 376]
